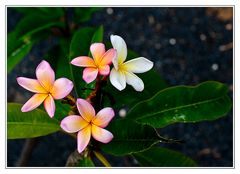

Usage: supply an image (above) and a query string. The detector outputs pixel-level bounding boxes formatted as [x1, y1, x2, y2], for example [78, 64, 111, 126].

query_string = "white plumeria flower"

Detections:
[109, 35, 154, 91]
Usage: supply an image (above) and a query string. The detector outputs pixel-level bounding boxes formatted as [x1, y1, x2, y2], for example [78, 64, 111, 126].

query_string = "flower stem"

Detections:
[93, 151, 111, 167]
[62, 94, 76, 106]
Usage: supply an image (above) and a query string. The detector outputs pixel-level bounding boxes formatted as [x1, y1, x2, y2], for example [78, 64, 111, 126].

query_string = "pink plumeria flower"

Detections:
[60, 98, 114, 153]
[71, 43, 117, 84]
[17, 60, 73, 117]
[110, 35, 154, 91]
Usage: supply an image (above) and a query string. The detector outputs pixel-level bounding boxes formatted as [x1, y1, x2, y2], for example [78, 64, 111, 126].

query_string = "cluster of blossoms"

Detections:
[17, 35, 153, 153]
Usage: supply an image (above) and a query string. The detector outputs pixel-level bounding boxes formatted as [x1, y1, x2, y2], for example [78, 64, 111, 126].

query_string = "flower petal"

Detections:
[99, 65, 110, 75]
[83, 68, 98, 84]
[77, 98, 95, 122]
[91, 125, 113, 143]
[90, 43, 105, 64]
[61, 115, 89, 133]
[44, 95, 55, 118]
[109, 68, 126, 91]
[21, 94, 48, 112]
[125, 72, 144, 92]
[100, 48, 116, 65]
[77, 125, 91, 153]
[92, 107, 115, 128]
[36, 60, 55, 91]
[123, 57, 154, 73]
[70, 56, 96, 68]
[50, 78, 73, 99]
[16, 77, 47, 93]
[110, 35, 127, 65]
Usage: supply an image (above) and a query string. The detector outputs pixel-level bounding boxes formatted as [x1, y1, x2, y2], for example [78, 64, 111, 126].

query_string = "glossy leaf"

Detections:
[44, 39, 72, 80]
[69, 26, 103, 97]
[7, 103, 60, 139]
[74, 7, 102, 23]
[133, 147, 197, 167]
[127, 81, 232, 128]
[15, 13, 64, 41]
[52, 100, 71, 122]
[7, 32, 33, 73]
[100, 119, 160, 156]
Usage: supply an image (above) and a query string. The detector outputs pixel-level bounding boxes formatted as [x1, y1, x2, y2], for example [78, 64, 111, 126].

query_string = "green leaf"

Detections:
[133, 147, 197, 167]
[127, 81, 232, 128]
[74, 7, 103, 23]
[7, 103, 60, 139]
[69, 26, 104, 97]
[7, 32, 33, 73]
[15, 13, 64, 41]
[44, 39, 72, 80]
[52, 101, 71, 121]
[77, 157, 95, 167]
[100, 119, 161, 156]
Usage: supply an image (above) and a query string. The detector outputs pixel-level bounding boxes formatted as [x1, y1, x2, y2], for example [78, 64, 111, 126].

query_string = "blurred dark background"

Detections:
[7, 7, 233, 167]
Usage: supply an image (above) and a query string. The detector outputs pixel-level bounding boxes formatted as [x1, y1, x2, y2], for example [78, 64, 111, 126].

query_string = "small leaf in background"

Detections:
[7, 103, 60, 139]
[133, 147, 197, 167]
[15, 13, 64, 41]
[52, 100, 71, 121]
[127, 81, 232, 128]
[69, 26, 103, 98]
[77, 157, 95, 167]
[44, 39, 72, 80]
[7, 32, 33, 73]
[73, 7, 103, 23]
[100, 119, 160, 156]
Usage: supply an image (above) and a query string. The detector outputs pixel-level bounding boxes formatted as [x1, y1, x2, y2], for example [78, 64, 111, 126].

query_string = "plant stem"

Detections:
[16, 138, 39, 167]
[62, 94, 76, 106]
[93, 151, 111, 167]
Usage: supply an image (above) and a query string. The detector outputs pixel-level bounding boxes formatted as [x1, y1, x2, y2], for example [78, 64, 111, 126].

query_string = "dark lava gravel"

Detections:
[7, 7, 233, 167]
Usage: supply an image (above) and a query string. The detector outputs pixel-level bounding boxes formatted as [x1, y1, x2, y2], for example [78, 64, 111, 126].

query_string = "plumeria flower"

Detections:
[71, 43, 117, 84]
[110, 35, 154, 91]
[60, 98, 114, 153]
[17, 60, 73, 117]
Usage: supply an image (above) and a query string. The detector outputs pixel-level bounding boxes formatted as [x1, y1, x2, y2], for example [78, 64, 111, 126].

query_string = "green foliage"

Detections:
[7, 32, 33, 73]
[53, 100, 71, 121]
[100, 119, 161, 156]
[77, 157, 95, 167]
[133, 147, 197, 167]
[15, 13, 64, 41]
[74, 7, 103, 23]
[7, 7, 65, 73]
[127, 81, 232, 128]
[44, 39, 72, 80]
[69, 26, 103, 97]
[7, 103, 60, 139]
